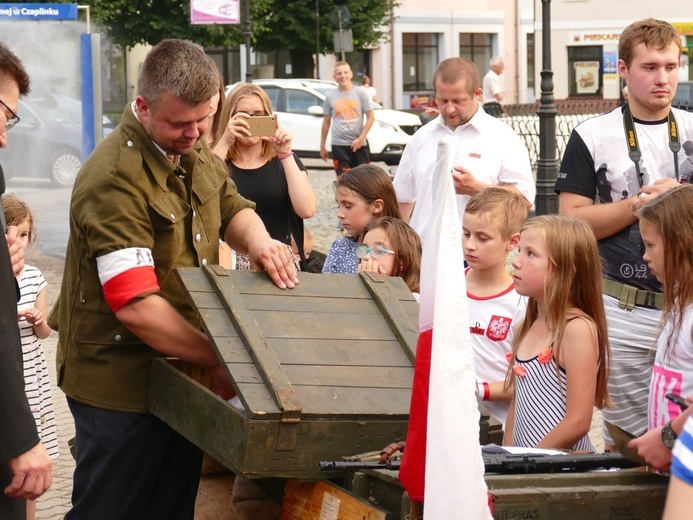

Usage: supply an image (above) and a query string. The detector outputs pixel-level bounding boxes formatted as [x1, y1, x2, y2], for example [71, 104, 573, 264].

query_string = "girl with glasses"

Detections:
[357, 216, 422, 295]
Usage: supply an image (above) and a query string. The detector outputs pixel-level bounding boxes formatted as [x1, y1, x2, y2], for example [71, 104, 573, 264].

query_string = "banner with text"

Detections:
[190, 0, 240, 25]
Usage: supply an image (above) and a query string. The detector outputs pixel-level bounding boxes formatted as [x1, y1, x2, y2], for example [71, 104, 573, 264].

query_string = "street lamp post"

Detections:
[535, 0, 559, 215]
[316, 0, 320, 79]
[243, 0, 252, 82]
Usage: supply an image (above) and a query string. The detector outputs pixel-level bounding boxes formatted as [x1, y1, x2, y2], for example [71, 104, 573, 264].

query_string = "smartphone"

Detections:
[246, 115, 276, 137]
[666, 393, 689, 411]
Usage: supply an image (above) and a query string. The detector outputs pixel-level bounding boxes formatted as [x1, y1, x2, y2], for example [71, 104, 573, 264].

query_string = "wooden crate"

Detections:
[346, 468, 669, 520]
[281, 480, 390, 519]
[148, 267, 419, 479]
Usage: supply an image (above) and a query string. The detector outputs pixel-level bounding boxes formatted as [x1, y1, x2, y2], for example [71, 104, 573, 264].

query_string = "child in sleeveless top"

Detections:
[504, 215, 611, 450]
[3, 194, 59, 520]
[357, 216, 421, 295]
[628, 185, 693, 470]
[323, 164, 402, 274]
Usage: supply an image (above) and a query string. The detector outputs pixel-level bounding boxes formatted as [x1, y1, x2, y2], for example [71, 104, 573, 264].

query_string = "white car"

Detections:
[226, 79, 421, 165]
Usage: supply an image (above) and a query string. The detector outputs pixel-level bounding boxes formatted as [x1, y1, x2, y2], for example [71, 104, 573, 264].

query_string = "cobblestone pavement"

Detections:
[30, 163, 604, 519]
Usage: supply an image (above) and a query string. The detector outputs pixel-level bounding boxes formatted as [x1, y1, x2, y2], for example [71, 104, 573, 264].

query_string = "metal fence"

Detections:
[499, 98, 621, 168]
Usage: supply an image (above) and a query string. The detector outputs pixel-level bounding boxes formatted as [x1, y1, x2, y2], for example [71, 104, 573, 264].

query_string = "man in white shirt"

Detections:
[393, 57, 534, 250]
[482, 56, 505, 117]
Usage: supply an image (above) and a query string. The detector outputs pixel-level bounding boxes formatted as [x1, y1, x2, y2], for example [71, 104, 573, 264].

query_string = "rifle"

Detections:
[319, 452, 640, 474]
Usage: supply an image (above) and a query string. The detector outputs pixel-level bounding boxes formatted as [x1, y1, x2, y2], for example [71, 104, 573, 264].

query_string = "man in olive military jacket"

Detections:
[50, 40, 299, 519]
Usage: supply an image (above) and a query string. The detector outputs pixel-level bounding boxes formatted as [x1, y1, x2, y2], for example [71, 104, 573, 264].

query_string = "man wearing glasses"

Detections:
[0, 96, 20, 138]
[0, 43, 53, 519]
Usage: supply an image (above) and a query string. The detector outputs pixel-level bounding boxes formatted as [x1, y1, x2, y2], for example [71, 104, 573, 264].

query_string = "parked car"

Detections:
[673, 81, 693, 111]
[226, 79, 421, 165]
[0, 93, 113, 187]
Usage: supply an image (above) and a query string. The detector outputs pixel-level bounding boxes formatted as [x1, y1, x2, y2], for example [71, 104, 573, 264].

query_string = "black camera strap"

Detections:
[622, 104, 680, 187]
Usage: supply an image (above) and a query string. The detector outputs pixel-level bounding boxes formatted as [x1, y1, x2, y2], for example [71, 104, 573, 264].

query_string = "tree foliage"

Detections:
[37, 0, 397, 55]
[253, 0, 397, 55]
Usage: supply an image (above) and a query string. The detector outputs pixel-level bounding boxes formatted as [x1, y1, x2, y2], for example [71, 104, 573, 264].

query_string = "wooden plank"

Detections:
[200, 308, 241, 338]
[253, 421, 407, 478]
[225, 381, 280, 417]
[490, 484, 667, 520]
[230, 364, 413, 389]
[281, 480, 390, 520]
[243, 294, 383, 314]
[148, 359, 251, 470]
[200, 308, 405, 342]
[233, 381, 412, 416]
[253, 310, 398, 340]
[359, 272, 418, 364]
[351, 471, 406, 520]
[229, 270, 375, 299]
[400, 300, 420, 320]
[485, 470, 667, 489]
[189, 291, 385, 315]
[270, 339, 413, 367]
[187, 290, 227, 310]
[203, 265, 302, 422]
[176, 267, 214, 294]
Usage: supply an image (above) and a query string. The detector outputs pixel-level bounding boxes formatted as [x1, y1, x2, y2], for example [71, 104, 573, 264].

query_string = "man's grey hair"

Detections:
[138, 39, 218, 107]
[489, 56, 504, 68]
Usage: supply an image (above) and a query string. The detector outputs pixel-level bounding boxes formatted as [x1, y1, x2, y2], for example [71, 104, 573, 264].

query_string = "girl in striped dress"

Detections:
[503, 215, 611, 450]
[3, 194, 59, 520]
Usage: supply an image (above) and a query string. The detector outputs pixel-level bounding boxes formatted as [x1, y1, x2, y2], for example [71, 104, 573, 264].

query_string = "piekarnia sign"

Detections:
[0, 3, 78, 20]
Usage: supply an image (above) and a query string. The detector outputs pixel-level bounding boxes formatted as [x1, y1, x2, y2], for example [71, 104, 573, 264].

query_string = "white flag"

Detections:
[423, 136, 491, 519]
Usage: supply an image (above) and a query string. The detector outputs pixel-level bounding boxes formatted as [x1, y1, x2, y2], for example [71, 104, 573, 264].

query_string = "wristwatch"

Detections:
[661, 420, 678, 449]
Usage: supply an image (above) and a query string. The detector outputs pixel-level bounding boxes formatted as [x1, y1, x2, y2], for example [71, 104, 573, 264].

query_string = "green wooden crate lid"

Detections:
[176, 267, 419, 422]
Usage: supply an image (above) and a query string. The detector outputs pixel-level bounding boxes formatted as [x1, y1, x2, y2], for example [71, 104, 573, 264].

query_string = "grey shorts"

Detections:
[601, 294, 660, 444]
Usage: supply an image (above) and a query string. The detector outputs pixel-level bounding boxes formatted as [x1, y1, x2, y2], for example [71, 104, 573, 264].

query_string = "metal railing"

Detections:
[499, 99, 621, 168]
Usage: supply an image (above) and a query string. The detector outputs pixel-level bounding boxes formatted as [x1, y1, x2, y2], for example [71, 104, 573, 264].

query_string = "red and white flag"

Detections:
[399, 136, 491, 518]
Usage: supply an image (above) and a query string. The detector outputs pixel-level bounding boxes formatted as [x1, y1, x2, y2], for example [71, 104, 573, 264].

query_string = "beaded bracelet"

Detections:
[278, 151, 294, 161]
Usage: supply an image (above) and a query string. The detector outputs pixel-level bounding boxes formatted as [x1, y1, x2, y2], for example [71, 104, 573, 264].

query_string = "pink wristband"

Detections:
[278, 151, 294, 161]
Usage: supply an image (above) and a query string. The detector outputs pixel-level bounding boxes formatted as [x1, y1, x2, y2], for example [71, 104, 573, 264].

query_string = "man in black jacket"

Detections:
[0, 42, 52, 519]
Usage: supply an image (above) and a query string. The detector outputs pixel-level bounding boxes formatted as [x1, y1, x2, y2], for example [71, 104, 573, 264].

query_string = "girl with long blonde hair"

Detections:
[504, 215, 610, 450]
[213, 83, 316, 269]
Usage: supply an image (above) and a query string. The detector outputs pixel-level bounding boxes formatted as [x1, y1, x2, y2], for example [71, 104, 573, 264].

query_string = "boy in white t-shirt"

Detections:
[462, 187, 528, 428]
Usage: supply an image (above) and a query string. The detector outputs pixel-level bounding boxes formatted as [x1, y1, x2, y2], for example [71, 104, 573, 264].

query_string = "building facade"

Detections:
[371, 0, 535, 110]
[534, 1, 693, 100]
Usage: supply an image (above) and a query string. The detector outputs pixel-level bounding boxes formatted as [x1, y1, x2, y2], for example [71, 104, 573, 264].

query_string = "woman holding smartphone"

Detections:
[213, 83, 317, 270]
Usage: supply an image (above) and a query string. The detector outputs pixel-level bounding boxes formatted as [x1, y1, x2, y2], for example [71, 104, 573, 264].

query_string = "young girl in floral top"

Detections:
[322, 164, 401, 274]
[504, 215, 610, 450]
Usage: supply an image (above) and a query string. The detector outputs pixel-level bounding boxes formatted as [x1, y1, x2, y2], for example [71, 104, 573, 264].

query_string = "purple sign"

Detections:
[190, 0, 240, 25]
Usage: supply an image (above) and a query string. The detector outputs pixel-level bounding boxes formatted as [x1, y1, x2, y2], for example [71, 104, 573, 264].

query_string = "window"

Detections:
[402, 33, 439, 92]
[459, 33, 493, 76]
[102, 40, 127, 113]
[206, 47, 242, 86]
[285, 90, 321, 114]
[568, 46, 603, 97]
[262, 87, 281, 111]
